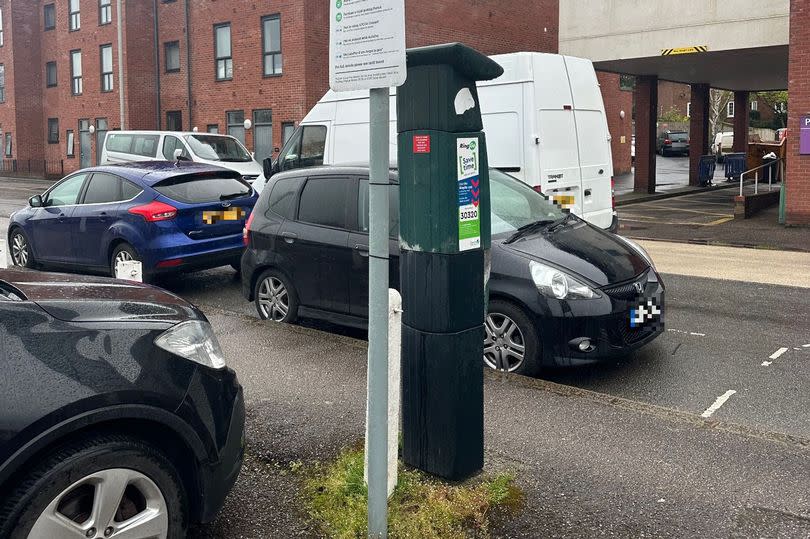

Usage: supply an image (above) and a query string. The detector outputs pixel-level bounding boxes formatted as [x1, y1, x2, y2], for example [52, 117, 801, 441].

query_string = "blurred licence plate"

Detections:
[550, 194, 575, 209]
[202, 208, 246, 225]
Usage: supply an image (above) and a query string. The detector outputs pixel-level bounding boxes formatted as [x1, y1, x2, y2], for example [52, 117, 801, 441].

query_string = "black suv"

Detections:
[241, 166, 664, 376]
[0, 269, 244, 538]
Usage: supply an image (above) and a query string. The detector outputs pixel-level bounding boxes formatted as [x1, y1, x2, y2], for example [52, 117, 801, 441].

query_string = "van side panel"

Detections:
[479, 84, 524, 177]
[565, 56, 615, 230]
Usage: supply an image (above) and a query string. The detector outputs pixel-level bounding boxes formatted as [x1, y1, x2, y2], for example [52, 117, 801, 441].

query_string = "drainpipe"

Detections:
[185, 0, 193, 130]
[153, 0, 161, 129]
[116, 0, 125, 129]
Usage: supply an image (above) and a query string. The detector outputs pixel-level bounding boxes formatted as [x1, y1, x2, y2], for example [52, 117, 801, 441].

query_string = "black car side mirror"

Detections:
[263, 157, 275, 179]
[29, 195, 43, 208]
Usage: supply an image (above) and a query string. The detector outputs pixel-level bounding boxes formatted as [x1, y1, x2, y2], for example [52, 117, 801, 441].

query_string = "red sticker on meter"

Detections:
[413, 135, 431, 153]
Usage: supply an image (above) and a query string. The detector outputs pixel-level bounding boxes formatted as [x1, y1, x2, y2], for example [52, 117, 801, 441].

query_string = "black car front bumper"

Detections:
[530, 269, 665, 367]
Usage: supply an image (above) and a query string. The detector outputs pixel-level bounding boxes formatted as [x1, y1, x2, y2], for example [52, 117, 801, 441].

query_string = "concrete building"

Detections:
[560, 0, 810, 225]
[0, 0, 558, 176]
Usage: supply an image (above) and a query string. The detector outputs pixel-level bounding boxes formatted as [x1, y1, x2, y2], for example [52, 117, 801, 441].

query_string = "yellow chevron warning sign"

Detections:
[661, 46, 709, 56]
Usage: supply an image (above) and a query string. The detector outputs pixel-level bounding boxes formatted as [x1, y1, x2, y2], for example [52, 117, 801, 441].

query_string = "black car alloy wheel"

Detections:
[255, 269, 298, 323]
[483, 300, 540, 376]
[1, 435, 187, 539]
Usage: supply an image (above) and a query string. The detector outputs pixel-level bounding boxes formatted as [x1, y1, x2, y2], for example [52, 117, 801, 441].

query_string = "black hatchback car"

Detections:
[241, 166, 664, 376]
[0, 269, 243, 538]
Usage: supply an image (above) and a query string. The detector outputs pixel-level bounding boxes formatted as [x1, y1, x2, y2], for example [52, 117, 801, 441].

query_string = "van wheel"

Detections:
[255, 269, 298, 323]
[484, 300, 541, 377]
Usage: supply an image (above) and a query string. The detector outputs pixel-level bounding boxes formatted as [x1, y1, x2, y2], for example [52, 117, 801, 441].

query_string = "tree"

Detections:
[709, 90, 733, 138]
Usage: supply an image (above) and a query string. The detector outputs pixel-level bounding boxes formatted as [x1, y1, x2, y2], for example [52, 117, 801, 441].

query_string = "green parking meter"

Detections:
[397, 43, 503, 480]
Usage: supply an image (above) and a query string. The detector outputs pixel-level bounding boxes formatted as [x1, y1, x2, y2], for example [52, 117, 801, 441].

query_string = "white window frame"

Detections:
[727, 101, 735, 118]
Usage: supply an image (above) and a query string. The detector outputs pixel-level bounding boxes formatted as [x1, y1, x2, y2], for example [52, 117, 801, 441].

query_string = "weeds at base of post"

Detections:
[304, 446, 523, 539]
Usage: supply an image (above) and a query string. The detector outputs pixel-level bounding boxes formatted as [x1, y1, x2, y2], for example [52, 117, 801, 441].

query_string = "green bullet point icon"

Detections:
[336, 13, 343, 22]
[336, 0, 343, 8]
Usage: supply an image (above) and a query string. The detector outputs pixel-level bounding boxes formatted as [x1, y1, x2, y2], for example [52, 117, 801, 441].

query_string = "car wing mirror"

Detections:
[173, 148, 190, 162]
[262, 157, 274, 179]
[29, 195, 43, 208]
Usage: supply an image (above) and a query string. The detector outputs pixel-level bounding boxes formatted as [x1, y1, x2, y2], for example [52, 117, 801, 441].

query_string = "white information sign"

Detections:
[329, 0, 407, 91]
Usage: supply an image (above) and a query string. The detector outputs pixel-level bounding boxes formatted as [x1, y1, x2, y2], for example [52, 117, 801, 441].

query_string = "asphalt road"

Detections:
[0, 176, 808, 537]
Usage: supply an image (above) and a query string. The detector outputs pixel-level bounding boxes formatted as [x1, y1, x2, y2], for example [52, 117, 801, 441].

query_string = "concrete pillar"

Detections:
[633, 76, 658, 194]
[732, 91, 749, 154]
[786, 0, 810, 225]
[688, 84, 711, 186]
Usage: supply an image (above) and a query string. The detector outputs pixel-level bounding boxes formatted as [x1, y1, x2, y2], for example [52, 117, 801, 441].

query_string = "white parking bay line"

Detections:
[769, 347, 789, 360]
[701, 390, 737, 418]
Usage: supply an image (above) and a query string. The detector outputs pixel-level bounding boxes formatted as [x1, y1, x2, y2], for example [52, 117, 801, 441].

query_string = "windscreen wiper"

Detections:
[543, 212, 577, 234]
[504, 219, 556, 244]
[220, 192, 248, 201]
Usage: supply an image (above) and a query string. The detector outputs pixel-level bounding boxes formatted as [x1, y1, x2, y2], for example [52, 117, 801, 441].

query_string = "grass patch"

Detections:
[305, 448, 522, 538]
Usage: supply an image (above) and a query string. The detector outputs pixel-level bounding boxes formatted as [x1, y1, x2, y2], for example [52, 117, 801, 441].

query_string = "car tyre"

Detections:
[484, 299, 541, 377]
[110, 242, 149, 282]
[255, 269, 298, 323]
[8, 228, 36, 269]
[0, 434, 187, 539]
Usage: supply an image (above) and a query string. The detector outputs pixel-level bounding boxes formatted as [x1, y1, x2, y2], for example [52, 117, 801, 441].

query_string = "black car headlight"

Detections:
[529, 260, 598, 300]
[155, 320, 226, 369]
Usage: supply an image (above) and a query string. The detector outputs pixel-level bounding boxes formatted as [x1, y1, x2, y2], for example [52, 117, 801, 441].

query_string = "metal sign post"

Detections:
[330, 1, 406, 537]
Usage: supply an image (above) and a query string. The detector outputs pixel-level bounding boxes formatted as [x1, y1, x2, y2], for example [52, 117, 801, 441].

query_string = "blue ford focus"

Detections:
[7, 161, 257, 280]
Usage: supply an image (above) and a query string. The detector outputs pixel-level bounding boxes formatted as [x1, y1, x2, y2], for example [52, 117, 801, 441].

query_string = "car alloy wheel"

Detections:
[11, 232, 30, 267]
[257, 276, 290, 322]
[27, 468, 168, 539]
[114, 250, 134, 265]
[484, 312, 526, 372]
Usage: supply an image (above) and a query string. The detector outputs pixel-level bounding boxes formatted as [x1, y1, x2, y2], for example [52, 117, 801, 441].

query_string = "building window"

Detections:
[66, 129, 75, 157]
[0, 64, 5, 103]
[0, 8, 5, 47]
[686, 102, 691, 118]
[750, 100, 758, 112]
[99, 0, 111, 25]
[226, 110, 245, 144]
[48, 119, 60, 144]
[253, 109, 273, 163]
[282, 122, 295, 145]
[619, 74, 635, 92]
[262, 15, 282, 76]
[214, 23, 232, 81]
[727, 101, 735, 118]
[5, 133, 11, 157]
[100, 44, 113, 92]
[776, 102, 787, 113]
[69, 0, 80, 31]
[165, 41, 180, 73]
[46, 61, 58, 87]
[207, 124, 219, 134]
[71, 50, 83, 95]
[44, 4, 56, 31]
[166, 111, 182, 131]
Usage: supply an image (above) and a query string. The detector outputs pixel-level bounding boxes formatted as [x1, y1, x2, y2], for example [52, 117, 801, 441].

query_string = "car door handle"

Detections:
[98, 211, 108, 221]
[584, 189, 592, 197]
[354, 244, 369, 257]
[281, 232, 297, 244]
[57, 213, 67, 222]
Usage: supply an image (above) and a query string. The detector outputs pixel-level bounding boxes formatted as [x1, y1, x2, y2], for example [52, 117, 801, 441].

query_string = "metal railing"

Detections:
[739, 158, 784, 197]
[0, 159, 65, 180]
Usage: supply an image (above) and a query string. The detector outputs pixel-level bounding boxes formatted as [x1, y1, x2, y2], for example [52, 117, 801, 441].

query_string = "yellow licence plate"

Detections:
[202, 208, 246, 224]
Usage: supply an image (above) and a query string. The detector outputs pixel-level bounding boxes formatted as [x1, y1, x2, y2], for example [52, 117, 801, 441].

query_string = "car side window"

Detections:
[265, 177, 304, 220]
[44, 173, 88, 207]
[121, 179, 142, 200]
[82, 173, 123, 204]
[162, 135, 189, 160]
[297, 177, 351, 229]
[358, 179, 399, 238]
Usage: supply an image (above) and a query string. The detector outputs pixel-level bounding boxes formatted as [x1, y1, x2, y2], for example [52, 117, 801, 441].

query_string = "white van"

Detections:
[100, 131, 263, 183]
[258, 52, 617, 231]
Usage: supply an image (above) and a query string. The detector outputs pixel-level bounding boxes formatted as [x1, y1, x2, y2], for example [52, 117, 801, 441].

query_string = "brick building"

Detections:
[0, 0, 559, 176]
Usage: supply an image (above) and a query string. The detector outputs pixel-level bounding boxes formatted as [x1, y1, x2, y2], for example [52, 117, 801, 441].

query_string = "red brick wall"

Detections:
[1, 0, 560, 175]
[657, 81, 690, 118]
[786, 0, 810, 225]
[597, 72, 632, 175]
[0, 0, 17, 159]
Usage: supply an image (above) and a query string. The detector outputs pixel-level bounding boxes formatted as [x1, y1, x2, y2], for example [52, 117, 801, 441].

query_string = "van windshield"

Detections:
[185, 135, 253, 163]
[490, 169, 566, 235]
